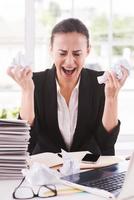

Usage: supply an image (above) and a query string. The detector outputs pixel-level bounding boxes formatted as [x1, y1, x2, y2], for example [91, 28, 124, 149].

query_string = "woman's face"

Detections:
[51, 32, 90, 85]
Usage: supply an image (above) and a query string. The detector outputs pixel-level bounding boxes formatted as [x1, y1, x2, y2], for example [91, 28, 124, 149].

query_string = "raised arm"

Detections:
[7, 66, 35, 125]
[102, 66, 128, 132]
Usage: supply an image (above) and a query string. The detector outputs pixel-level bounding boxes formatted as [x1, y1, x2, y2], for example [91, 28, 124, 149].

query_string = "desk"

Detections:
[0, 179, 108, 200]
[0, 179, 20, 200]
[0, 155, 125, 200]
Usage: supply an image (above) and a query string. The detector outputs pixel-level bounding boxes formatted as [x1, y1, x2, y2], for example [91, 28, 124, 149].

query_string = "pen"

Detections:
[61, 180, 115, 199]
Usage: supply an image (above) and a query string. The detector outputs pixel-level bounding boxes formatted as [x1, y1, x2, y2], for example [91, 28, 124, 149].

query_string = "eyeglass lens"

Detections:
[13, 185, 57, 199]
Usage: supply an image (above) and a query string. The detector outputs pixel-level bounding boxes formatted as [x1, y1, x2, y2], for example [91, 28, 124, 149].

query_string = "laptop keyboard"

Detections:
[83, 171, 126, 192]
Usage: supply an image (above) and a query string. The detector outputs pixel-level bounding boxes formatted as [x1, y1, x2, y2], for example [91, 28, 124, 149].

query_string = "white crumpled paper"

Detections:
[11, 51, 32, 68]
[97, 59, 131, 84]
[22, 149, 81, 186]
[22, 162, 61, 186]
[59, 149, 80, 176]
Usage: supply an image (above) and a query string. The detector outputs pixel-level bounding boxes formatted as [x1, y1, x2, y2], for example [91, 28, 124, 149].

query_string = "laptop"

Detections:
[62, 152, 134, 199]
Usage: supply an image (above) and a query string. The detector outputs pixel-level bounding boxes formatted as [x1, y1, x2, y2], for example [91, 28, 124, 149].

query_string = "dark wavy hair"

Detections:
[50, 18, 90, 48]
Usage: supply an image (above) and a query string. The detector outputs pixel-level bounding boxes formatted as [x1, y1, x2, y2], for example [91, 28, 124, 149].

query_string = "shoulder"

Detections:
[81, 68, 105, 101]
[80, 68, 105, 98]
[82, 68, 104, 77]
[81, 68, 104, 86]
[32, 66, 55, 85]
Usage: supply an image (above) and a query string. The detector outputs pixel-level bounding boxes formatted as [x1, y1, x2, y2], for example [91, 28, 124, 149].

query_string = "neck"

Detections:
[57, 78, 79, 106]
[57, 76, 79, 90]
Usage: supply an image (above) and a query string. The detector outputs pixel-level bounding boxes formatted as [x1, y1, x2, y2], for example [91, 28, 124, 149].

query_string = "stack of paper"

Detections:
[0, 119, 30, 180]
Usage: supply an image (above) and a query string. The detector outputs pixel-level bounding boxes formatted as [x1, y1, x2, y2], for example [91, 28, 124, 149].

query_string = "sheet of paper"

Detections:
[30, 152, 63, 167]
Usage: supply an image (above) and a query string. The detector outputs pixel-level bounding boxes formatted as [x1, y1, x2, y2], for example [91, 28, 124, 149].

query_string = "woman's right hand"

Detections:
[7, 66, 35, 92]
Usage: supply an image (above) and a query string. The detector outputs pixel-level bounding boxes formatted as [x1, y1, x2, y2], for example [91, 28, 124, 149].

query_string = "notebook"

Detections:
[62, 152, 134, 199]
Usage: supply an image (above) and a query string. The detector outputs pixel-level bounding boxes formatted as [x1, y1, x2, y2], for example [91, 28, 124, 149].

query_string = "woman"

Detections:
[7, 18, 128, 155]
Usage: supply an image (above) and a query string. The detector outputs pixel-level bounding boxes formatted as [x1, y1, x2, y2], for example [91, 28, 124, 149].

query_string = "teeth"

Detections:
[64, 68, 74, 71]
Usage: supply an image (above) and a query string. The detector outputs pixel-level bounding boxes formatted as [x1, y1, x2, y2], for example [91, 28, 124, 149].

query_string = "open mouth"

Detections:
[62, 67, 76, 75]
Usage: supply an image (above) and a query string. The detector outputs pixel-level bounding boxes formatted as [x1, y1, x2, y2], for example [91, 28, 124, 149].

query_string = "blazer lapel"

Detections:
[70, 69, 94, 151]
[45, 66, 68, 151]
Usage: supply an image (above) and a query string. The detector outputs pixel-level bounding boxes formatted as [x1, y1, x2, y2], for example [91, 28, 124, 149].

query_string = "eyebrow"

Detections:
[58, 49, 82, 53]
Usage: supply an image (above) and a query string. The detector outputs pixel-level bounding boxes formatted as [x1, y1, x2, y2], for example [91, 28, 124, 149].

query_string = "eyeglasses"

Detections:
[12, 177, 57, 199]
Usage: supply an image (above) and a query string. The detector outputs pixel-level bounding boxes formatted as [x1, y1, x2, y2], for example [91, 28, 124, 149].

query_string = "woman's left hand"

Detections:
[104, 66, 129, 99]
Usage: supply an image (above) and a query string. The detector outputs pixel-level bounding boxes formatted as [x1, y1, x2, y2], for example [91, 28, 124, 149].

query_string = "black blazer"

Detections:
[28, 66, 120, 155]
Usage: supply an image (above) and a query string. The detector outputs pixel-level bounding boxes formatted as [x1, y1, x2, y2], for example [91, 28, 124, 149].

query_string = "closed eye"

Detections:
[73, 53, 81, 56]
[59, 53, 66, 56]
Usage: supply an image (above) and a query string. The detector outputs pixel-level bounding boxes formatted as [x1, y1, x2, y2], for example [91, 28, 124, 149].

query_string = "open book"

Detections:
[29, 151, 123, 169]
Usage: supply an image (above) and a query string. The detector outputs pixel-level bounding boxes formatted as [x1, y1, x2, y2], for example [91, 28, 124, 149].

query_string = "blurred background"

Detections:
[0, 0, 134, 155]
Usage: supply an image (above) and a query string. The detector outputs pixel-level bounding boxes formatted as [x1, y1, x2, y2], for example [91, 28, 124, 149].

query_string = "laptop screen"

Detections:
[118, 152, 134, 199]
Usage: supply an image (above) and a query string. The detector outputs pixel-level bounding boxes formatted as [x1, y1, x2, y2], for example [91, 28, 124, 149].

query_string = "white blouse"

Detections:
[56, 80, 80, 150]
